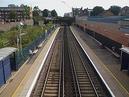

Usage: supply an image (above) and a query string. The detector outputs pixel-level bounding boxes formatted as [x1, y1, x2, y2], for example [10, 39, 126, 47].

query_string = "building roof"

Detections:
[0, 7, 24, 11]
[0, 47, 17, 61]
[0, 57, 3, 61]
[121, 47, 129, 54]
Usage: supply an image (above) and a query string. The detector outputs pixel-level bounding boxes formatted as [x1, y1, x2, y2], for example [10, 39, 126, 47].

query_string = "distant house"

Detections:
[120, 6, 129, 16]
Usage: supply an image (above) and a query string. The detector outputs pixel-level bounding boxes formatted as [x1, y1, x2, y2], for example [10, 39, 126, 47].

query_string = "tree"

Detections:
[33, 6, 42, 25]
[91, 6, 104, 16]
[33, 6, 40, 17]
[42, 9, 49, 17]
[109, 6, 121, 15]
[8, 11, 17, 20]
[51, 10, 58, 17]
[23, 5, 30, 19]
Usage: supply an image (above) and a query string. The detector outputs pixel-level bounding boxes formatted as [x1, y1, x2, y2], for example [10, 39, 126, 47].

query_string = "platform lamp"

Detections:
[17, 22, 24, 56]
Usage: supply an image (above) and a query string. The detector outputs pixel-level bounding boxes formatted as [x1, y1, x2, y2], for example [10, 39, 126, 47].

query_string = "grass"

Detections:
[0, 22, 53, 48]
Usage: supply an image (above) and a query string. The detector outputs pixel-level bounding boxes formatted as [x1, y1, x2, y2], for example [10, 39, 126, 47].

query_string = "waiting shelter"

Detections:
[120, 47, 129, 74]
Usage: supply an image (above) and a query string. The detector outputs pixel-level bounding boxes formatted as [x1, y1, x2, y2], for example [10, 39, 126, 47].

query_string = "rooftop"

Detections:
[0, 7, 24, 11]
[121, 47, 129, 54]
[0, 47, 17, 60]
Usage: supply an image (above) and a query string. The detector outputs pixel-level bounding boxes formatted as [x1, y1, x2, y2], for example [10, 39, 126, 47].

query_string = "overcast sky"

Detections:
[0, 0, 129, 16]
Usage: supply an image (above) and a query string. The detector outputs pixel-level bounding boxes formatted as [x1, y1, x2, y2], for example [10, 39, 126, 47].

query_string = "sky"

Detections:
[0, 0, 129, 16]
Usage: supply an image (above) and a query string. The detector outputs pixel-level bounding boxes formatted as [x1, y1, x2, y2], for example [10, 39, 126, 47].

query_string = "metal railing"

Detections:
[15, 28, 55, 69]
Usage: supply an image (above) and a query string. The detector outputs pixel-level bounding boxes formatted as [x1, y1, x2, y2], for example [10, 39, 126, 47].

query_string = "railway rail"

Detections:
[30, 26, 112, 97]
[30, 27, 64, 97]
[67, 27, 111, 97]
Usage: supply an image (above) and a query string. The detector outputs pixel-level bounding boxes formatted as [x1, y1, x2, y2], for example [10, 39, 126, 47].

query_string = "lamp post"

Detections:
[17, 22, 24, 56]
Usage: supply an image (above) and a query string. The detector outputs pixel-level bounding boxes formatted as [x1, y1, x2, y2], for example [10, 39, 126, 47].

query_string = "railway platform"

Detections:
[70, 26, 129, 97]
[0, 27, 60, 97]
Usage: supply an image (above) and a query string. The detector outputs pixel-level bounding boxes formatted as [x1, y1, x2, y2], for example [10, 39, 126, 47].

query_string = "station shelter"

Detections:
[120, 47, 129, 74]
[0, 47, 17, 86]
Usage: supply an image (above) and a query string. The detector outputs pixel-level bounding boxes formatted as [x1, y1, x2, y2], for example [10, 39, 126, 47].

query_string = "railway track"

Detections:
[67, 27, 110, 97]
[30, 26, 112, 97]
[63, 26, 77, 97]
[31, 28, 63, 97]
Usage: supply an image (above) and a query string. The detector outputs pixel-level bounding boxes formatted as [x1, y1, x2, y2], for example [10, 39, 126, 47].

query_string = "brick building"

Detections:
[0, 4, 31, 22]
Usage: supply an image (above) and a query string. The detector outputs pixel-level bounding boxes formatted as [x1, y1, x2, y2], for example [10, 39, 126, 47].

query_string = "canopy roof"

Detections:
[0, 47, 17, 61]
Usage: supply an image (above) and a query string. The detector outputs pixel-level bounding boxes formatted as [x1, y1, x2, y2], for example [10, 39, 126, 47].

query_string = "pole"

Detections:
[19, 24, 23, 56]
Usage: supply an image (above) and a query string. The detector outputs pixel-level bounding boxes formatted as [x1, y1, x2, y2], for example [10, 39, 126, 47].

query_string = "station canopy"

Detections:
[0, 47, 17, 60]
[120, 47, 129, 54]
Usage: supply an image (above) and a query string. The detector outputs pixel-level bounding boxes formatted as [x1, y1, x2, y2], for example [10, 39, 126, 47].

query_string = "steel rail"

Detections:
[58, 30, 64, 97]
[67, 30, 82, 97]
[73, 40, 100, 97]
[40, 31, 62, 97]
[40, 46, 56, 97]
[69, 45, 82, 97]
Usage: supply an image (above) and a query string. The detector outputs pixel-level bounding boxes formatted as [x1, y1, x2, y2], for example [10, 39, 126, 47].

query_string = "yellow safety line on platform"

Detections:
[12, 46, 46, 97]
[83, 31, 129, 96]
[12, 64, 31, 97]
[93, 50, 129, 96]
[103, 63, 129, 96]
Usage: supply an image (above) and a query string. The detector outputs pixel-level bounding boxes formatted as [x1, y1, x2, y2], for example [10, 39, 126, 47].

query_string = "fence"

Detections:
[15, 27, 54, 69]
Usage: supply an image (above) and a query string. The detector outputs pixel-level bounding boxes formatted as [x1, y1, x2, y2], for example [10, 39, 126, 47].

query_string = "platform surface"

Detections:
[0, 27, 59, 97]
[70, 26, 129, 97]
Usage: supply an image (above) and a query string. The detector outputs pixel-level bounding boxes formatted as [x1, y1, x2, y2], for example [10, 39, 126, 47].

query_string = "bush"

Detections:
[0, 22, 53, 48]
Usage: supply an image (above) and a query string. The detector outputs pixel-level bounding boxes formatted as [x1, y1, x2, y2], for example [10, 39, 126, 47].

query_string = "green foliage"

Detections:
[42, 9, 49, 17]
[33, 6, 40, 17]
[22, 26, 42, 47]
[109, 6, 121, 15]
[4, 30, 17, 46]
[0, 23, 53, 48]
[0, 37, 8, 47]
[33, 6, 43, 25]
[91, 6, 104, 16]
[45, 22, 53, 29]
[23, 5, 31, 19]
[8, 11, 17, 19]
[51, 10, 58, 17]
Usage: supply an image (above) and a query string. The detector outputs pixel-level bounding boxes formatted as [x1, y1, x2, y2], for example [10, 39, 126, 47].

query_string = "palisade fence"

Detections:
[15, 27, 55, 69]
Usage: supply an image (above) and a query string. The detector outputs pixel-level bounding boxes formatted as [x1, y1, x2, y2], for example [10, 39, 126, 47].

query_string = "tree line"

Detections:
[8, 5, 58, 22]
[91, 6, 122, 16]
[33, 6, 58, 25]
[33, 6, 58, 17]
